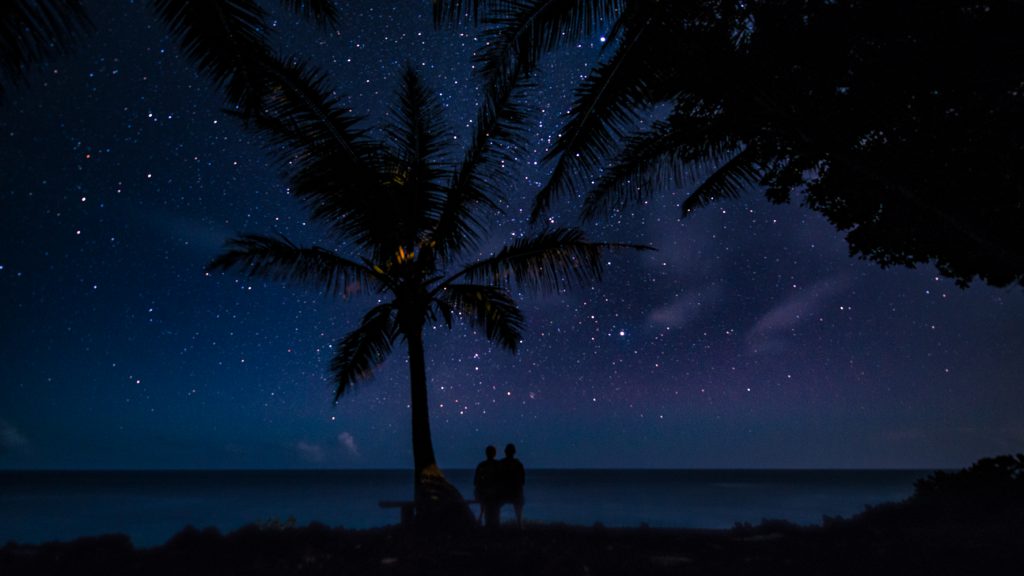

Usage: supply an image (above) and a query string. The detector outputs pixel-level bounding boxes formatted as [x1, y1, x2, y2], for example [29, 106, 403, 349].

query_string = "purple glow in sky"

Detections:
[2, 1, 1022, 471]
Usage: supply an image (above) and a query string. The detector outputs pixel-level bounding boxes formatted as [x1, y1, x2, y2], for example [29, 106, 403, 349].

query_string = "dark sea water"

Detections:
[0, 469, 928, 547]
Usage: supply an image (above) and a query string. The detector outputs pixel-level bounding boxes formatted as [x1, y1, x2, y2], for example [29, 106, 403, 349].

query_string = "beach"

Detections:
[1, 512, 1018, 576]
[3, 457, 1020, 574]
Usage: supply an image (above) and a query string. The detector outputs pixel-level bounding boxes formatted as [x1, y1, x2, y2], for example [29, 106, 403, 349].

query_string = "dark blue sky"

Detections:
[2, 1, 1022, 471]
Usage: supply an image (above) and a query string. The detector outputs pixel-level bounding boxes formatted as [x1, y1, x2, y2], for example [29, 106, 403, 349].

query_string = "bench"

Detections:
[379, 499, 481, 527]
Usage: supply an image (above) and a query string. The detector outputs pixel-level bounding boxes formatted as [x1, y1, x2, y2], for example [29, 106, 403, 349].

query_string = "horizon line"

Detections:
[0, 466, 946, 473]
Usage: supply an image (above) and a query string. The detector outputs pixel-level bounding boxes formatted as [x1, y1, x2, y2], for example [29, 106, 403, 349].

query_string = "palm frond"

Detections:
[447, 227, 652, 294]
[436, 2, 625, 220]
[433, 0, 492, 26]
[584, 112, 743, 219]
[381, 65, 451, 250]
[206, 233, 381, 296]
[330, 304, 397, 400]
[385, 66, 451, 173]
[277, 0, 339, 27]
[475, 0, 623, 91]
[151, 0, 273, 111]
[237, 58, 400, 254]
[0, 0, 91, 100]
[531, 14, 662, 220]
[248, 57, 375, 168]
[431, 298, 455, 329]
[681, 146, 762, 216]
[533, 2, 737, 221]
[433, 64, 532, 262]
[436, 284, 524, 352]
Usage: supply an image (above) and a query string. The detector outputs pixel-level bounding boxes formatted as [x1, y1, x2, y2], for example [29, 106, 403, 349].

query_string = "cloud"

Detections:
[338, 432, 360, 457]
[746, 275, 850, 353]
[296, 441, 325, 463]
[0, 419, 29, 453]
[648, 286, 719, 329]
[296, 434, 359, 464]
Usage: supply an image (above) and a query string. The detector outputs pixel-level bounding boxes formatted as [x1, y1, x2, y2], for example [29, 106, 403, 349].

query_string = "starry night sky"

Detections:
[1, 1, 1022, 471]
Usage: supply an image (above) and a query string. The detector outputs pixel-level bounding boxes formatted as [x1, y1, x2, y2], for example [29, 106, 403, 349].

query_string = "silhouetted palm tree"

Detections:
[436, 1, 1024, 288]
[208, 59, 648, 526]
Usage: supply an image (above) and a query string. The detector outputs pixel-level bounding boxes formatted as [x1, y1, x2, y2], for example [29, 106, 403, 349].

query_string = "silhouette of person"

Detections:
[498, 443, 526, 528]
[473, 445, 501, 528]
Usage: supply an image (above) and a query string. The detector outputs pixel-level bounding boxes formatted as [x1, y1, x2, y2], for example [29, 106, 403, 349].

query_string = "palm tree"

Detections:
[435, 1, 1024, 288]
[208, 59, 648, 526]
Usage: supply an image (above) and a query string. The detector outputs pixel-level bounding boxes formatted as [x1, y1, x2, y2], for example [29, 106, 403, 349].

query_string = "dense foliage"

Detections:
[439, 1, 1024, 287]
[908, 454, 1024, 521]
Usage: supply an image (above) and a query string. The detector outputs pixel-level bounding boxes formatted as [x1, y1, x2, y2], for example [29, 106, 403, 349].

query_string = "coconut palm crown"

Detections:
[208, 59, 648, 517]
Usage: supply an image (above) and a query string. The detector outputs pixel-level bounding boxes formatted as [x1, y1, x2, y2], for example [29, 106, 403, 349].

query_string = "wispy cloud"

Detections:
[338, 432, 360, 457]
[746, 275, 850, 353]
[295, 433, 360, 464]
[648, 286, 719, 329]
[296, 441, 325, 463]
[0, 419, 29, 453]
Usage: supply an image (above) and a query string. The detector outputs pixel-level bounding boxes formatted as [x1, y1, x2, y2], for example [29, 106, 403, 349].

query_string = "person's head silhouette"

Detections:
[505, 443, 516, 458]
[485, 445, 496, 459]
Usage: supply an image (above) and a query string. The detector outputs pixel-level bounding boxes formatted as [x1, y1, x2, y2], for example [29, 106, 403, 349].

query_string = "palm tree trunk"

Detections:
[404, 326, 475, 530]
[406, 327, 438, 475]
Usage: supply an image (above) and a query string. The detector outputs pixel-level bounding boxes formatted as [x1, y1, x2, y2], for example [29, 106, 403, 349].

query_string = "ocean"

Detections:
[0, 469, 928, 547]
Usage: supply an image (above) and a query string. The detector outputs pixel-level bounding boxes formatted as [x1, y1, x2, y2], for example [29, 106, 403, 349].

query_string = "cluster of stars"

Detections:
[0, 1, 1020, 470]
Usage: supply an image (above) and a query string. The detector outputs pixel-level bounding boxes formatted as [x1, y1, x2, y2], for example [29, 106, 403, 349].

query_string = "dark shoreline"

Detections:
[3, 456, 1021, 575]
[2, 514, 1019, 576]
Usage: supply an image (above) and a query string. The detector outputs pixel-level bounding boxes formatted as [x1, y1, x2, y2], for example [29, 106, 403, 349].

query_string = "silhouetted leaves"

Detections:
[330, 304, 398, 399]
[908, 454, 1024, 522]
[0, 0, 91, 101]
[206, 233, 379, 297]
[2, 1, 334, 109]
[452, 227, 652, 293]
[436, 284, 525, 352]
[472, 1, 624, 92]
[240, 58, 395, 258]
[277, 0, 339, 28]
[452, 0, 1024, 288]
[152, 0, 275, 112]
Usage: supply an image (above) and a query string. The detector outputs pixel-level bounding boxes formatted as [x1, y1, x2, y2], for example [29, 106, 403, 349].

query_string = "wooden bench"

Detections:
[379, 499, 481, 527]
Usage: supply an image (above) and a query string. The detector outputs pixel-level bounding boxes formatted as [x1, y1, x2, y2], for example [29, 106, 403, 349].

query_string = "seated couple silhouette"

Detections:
[473, 443, 525, 528]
